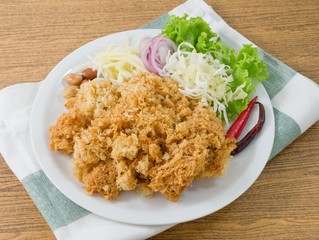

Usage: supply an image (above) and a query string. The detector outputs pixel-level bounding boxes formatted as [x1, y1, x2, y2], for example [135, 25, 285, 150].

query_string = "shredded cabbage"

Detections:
[162, 42, 247, 125]
[162, 14, 268, 121]
[92, 44, 146, 84]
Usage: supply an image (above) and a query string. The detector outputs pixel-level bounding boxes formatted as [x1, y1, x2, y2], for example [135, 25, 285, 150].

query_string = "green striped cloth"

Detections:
[0, 0, 318, 239]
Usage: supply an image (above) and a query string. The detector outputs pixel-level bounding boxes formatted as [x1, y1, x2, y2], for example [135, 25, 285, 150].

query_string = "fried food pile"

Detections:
[49, 72, 235, 201]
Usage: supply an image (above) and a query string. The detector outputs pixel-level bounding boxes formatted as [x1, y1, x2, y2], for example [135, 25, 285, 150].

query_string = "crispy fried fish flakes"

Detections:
[83, 161, 120, 200]
[49, 72, 235, 201]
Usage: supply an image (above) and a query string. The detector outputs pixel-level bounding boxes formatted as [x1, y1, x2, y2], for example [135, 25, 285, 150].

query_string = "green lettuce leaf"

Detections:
[162, 14, 217, 48]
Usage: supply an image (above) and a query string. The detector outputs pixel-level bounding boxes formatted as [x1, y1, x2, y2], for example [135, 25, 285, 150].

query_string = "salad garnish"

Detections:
[139, 35, 177, 75]
[162, 42, 245, 125]
[160, 14, 268, 122]
[93, 44, 146, 84]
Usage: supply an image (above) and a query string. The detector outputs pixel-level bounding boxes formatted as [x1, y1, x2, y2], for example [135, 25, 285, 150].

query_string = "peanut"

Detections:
[64, 73, 83, 86]
[82, 68, 97, 80]
[63, 86, 78, 99]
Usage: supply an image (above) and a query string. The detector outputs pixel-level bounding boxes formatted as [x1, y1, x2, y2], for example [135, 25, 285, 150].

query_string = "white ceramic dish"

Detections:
[30, 29, 275, 226]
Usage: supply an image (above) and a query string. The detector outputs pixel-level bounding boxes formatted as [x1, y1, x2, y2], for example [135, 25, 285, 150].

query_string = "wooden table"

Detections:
[0, 0, 318, 239]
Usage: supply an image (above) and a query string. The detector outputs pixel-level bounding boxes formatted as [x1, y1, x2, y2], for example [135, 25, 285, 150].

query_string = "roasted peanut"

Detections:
[64, 73, 83, 86]
[63, 86, 78, 99]
[82, 68, 97, 80]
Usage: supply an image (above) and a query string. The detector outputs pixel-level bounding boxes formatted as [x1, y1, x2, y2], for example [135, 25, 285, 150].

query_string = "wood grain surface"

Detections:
[0, 0, 318, 239]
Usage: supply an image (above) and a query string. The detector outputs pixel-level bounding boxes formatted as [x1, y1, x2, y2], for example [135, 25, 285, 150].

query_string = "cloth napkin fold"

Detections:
[0, 0, 319, 239]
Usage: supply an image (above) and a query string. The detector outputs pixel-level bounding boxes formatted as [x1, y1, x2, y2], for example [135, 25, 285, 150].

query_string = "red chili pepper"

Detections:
[232, 102, 265, 155]
[226, 96, 258, 139]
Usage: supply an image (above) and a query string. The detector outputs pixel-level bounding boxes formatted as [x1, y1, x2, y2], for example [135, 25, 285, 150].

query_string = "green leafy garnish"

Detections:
[162, 14, 268, 119]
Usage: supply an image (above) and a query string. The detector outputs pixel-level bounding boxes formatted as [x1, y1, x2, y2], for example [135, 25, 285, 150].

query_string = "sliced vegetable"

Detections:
[162, 14, 268, 118]
[226, 96, 258, 139]
[140, 35, 177, 75]
[231, 102, 265, 155]
[162, 42, 247, 125]
[93, 44, 146, 84]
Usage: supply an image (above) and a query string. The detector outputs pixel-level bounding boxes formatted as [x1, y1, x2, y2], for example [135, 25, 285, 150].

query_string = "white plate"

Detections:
[30, 29, 275, 226]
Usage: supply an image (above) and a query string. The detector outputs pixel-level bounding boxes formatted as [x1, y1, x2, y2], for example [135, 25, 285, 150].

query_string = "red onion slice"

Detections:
[140, 35, 177, 75]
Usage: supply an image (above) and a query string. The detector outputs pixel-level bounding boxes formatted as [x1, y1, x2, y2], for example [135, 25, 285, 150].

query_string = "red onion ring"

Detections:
[140, 35, 177, 75]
